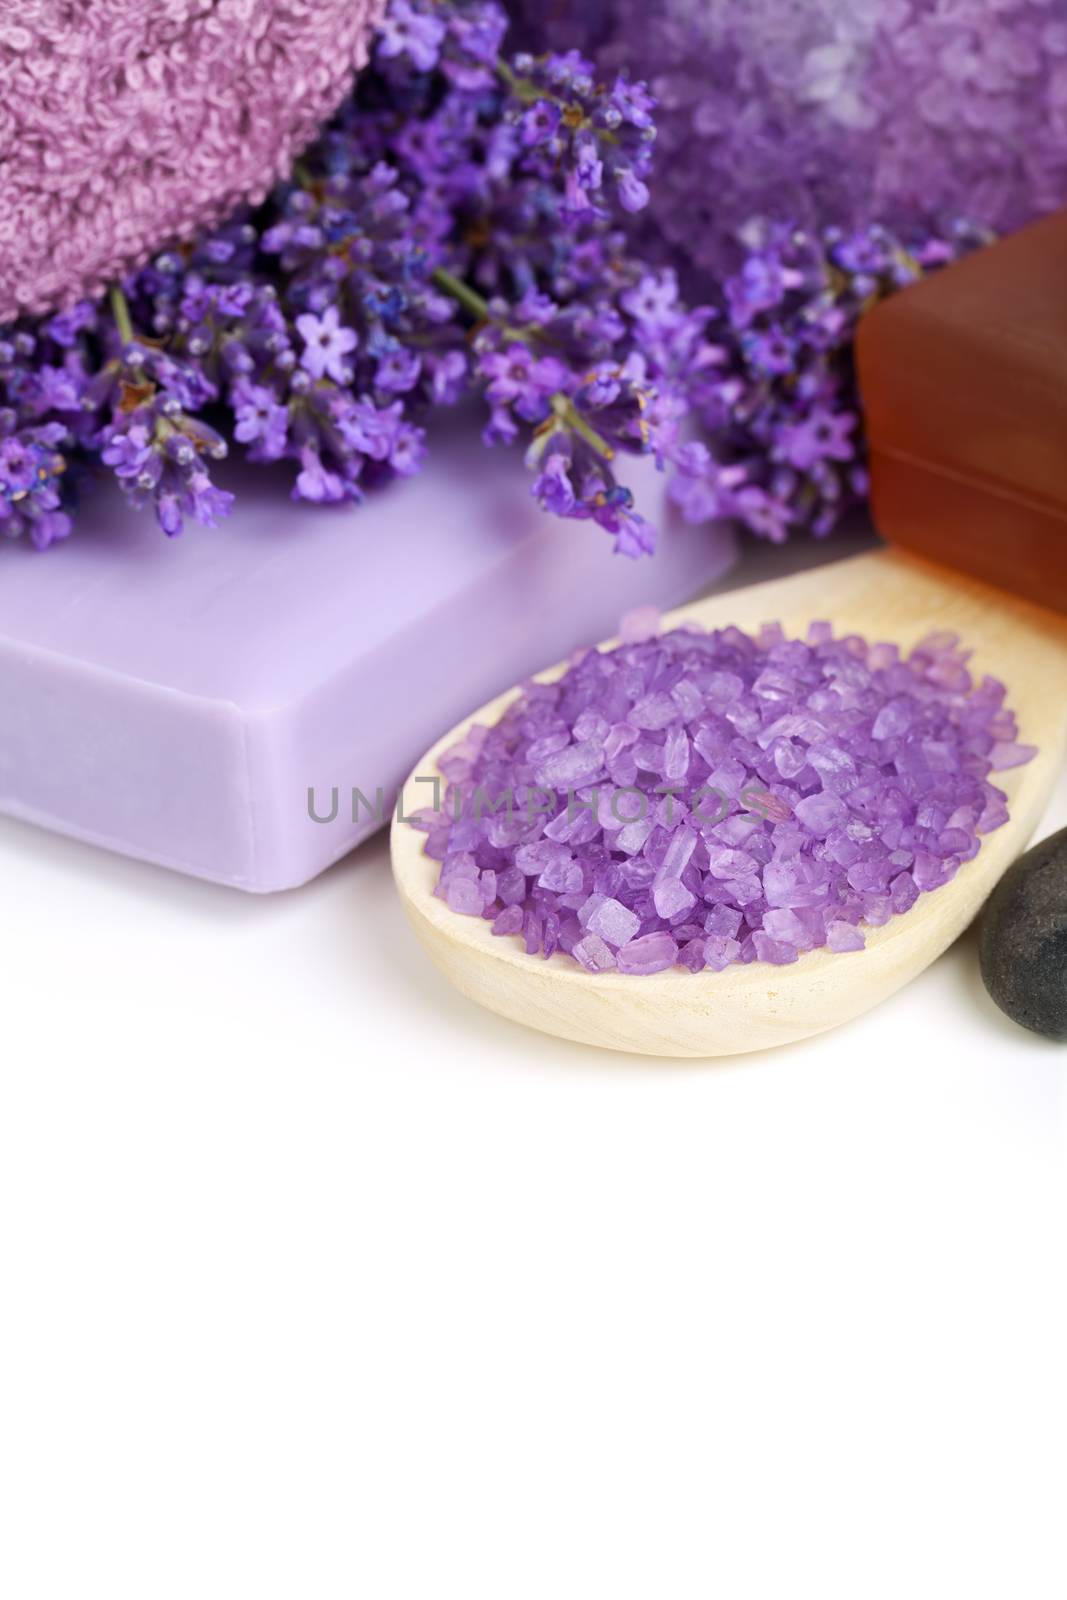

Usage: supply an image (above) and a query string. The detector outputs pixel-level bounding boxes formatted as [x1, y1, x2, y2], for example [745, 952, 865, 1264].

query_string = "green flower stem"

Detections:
[430, 266, 493, 323]
[494, 58, 548, 107]
[552, 393, 615, 461]
[430, 267, 616, 462]
[109, 285, 135, 347]
[429, 266, 529, 345]
[494, 57, 618, 143]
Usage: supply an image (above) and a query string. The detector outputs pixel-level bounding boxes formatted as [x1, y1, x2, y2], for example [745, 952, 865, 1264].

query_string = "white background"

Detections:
[1, 531, 1064, 1599]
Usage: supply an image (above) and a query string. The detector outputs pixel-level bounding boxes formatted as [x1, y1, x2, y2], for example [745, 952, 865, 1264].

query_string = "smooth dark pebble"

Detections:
[979, 826, 1067, 1042]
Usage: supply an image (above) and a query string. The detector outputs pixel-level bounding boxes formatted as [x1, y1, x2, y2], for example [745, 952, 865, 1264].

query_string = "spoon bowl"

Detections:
[391, 550, 1067, 1056]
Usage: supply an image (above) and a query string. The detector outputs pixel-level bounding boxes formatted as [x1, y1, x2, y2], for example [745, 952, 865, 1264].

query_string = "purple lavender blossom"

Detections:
[777, 409, 857, 471]
[664, 221, 982, 544]
[0, 0, 996, 555]
[0, 423, 73, 550]
[296, 308, 360, 384]
[295, 448, 348, 504]
[232, 383, 290, 460]
[479, 346, 568, 423]
[377, 0, 447, 71]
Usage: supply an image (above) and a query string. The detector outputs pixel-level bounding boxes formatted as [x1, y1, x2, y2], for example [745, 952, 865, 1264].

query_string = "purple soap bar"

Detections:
[0, 435, 735, 890]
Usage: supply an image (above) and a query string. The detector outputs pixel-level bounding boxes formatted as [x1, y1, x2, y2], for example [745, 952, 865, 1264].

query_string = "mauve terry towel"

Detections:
[0, 0, 385, 322]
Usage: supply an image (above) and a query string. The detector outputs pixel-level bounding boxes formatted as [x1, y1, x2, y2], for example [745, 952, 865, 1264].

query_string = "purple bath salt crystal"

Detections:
[847, 859, 891, 894]
[439, 851, 477, 884]
[793, 791, 849, 837]
[661, 827, 698, 880]
[912, 851, 960, 892]
[604, 722, 639, 760]
[424, 828, 450, 862]
[772, 739, 808, 781]
[526, 730, 570, 762]
[445, 876, 484, 916]
[596, 790, 625, 832]
[704, 904, 743, 939]
[496, 866, 527, 906]
[705, 845, 757, 880]
[889, 871, 919, 915]
[573, 932, 617, 973]
[523, 907, 543, 956]
[616, 932, 679, 975]
[706, 758, 748, 799]
[705, 670, 745, 708]
[826, 921, 866, 953]
[609, 748, 639, 786]
[712, 815, 760, 848]
[978, 790, 1010, 833]
[586, 896, 641, 949]
[761, 861, 799, 907]
[578, 893, 607, 928]
[536, 740, 605, 789]
[703, 934, 742, 971]
[677, 938, 707, 972]
[422, 610, 1036, 975]
[663, 725, 691, 783]
[543, 807, 585, 844]
[616, 818, 653, 855]
[863, 895, 893, 928]
[671, 679, 706, 722]
[752, 932, 799, 965]
[633, 737, 667, 775]
[723, 875, 764, 908]
[573, 711, 610, 744]
[761, 908, 810, 949]
[872, 699, 914, 741]
[538, 856, 585, 894]
[514, 840, 564, 875]
[807, 744, 857, 787]
[652, 876, 696, 920]
[492, 904, 525, 936]
[989, 742, 1039, 771]
[629, 691, 678, 732]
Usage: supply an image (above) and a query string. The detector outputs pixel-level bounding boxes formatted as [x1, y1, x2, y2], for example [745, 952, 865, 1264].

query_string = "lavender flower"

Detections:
[0, 0, 1004, 557]
[664, 220, 983, 544]
[296, 308, 360, 384]
[0, 419, 72, 550]
[501, 46, 657, 218]
[377, 0, 447, 71]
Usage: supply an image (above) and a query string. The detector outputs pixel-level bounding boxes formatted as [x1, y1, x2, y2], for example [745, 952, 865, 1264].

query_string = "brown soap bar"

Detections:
[857, 209, 1067, 617]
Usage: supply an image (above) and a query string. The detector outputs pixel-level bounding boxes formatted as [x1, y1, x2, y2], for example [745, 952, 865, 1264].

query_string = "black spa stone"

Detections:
[979, 827, 1067, 1042]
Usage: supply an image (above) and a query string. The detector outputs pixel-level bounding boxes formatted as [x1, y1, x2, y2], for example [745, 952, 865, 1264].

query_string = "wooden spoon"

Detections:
[390, 549, 1067, 1057]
